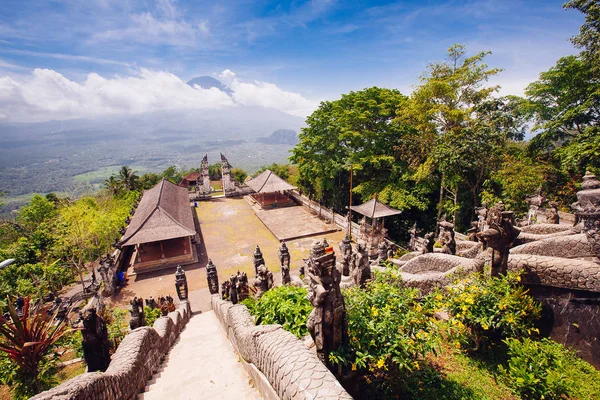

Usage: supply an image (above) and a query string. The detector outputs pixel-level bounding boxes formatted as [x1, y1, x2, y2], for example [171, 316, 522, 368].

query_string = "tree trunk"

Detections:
[436, 175, 445, 236]
[453, 188, 458, 226]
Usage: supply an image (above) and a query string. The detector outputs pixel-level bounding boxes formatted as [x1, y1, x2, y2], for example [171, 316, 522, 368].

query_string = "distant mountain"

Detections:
[257, 129, 299, 145]
[186, 76, 233, 95]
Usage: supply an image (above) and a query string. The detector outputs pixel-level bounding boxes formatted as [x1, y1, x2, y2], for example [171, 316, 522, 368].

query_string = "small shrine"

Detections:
[349, 195, 401, 258]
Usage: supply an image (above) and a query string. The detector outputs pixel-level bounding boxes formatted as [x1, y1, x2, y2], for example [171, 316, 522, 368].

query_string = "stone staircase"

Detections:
[139, 310, 263, 400]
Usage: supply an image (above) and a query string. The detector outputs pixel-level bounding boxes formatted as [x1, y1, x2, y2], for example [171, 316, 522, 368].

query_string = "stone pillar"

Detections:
[206, 259, 219, 295]
[572, 171, 600, 258]
[175, 265, 188, 300]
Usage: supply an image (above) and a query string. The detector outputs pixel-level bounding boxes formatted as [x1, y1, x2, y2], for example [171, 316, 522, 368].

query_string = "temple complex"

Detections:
[118, 178, 198, 274]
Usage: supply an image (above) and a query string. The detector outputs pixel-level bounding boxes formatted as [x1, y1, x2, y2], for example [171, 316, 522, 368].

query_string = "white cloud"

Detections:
[219, 69, 317, 117]
[0, 68, 317, 122]
[0, 68, 233, 122]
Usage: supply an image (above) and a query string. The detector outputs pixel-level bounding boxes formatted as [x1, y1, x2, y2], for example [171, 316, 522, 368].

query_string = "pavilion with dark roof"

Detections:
[118, 178, 197, 274]
[246, 169, 297, 208]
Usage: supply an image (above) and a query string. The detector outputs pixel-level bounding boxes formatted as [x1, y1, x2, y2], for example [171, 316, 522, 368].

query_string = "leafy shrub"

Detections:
[445, 272, 541, 349]
[102, 306, 128, 350]
[333, 270, 442, 372]
[243, 285, 312, 338]
[144, 306, 162, 327]
[500, 338, 572, 400]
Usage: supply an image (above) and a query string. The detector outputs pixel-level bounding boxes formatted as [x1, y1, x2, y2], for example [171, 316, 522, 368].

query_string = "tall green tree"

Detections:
[290, 87, 423, 211]
[17, 195, 57, 232]
[399, 44, 507, 225]
[565, 0, 600, 73]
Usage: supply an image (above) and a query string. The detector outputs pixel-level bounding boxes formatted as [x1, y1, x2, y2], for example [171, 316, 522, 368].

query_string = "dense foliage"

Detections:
[334, 270, 442, 372]
[445, 272, 541, 350]
[242, 285, 312, 338]
[0, 297, 72, 399]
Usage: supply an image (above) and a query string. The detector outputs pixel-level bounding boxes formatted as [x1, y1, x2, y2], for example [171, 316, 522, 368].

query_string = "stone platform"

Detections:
[252, 204, 339, 241]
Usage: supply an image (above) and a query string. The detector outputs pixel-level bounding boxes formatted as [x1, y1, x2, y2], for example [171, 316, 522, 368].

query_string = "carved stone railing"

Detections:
[211, 295, 352, 400]
[31, 300, 191, 400]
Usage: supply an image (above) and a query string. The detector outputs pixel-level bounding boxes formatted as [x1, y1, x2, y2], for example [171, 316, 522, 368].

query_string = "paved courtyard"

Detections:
[112, 197, 345, 312]
[253, 203, 339, 240]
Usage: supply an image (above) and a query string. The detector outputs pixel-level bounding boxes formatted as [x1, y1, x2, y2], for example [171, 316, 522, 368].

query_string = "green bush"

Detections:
[500, 338, 571, 399]
[445, 272, 541, 349]
[334, 270, 442, 372]
[144, 306, 162, 327]
[242, 285, 312, 338]
[499, 337, 600, 400]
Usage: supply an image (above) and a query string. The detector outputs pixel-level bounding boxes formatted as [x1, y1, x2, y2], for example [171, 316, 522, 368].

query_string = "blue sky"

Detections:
[0, 0, 585, 121]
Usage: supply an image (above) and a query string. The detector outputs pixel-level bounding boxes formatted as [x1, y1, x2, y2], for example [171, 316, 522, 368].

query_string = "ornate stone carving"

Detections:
[97, 254, 116, 297]
[145, 296, 157, 309]
[338, 234, 352, 276]
[253, 264, 274, 299]
[476, 201, 489, 232]
[236, 271, 250, 302]
[81, 307, 111, 372]
[278, 240, 290, 267]
[229, 274, 239, 304]
[206, 259, 219, 295]
[409, 223, 421, 251]
[477, 211, 520, 276]
[467, 221, 479, 242]
[377, 240, 389, 263]
[572, 171, 600, 258]
[351, 241, 371, 288]
[158, 295, 175, 316]
[438, 221, 456, 255]
[175, 265, 188, 300]
[221, 280, 231, 301]
[253, 245, 265, 275]
[422, 232, 435, 254]
[305, 240, 348, 371]
[526, 188, 545, 225]
[129, 297, 145, 330]
[547, 201, 560, 224]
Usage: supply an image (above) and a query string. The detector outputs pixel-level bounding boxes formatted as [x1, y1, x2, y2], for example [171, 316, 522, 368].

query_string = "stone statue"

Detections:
[547, 201, 560, 224]
[422, 232, 435, 254]
[281, 263, 291, 285]
[206, 259, 219, 295]
[487, 201, 505, 226]
[476, 201, 489, 232]
[477, 211, 520, 277]
[377, 240, 389, 264]
[128, 297, 145, 330]
[97, 255, 116, 297]
[253, 264, 274, 299]
[571, 171, 600, 258]
[526, 188, 545, 225]
[351, 241, 371, 288]
[157, 296, 175, 316]
[81, 307, 111, 372]
[467, 221, 479, 242]
[409, 223, 421, 251]
[438, 221, 456, 255]
[305, 240, 348, 371]
[145, 296, 157, 309]
[236, 271, 250, 302]
[338, 234, 352, 276]
[221, 280, 231, 301]
[229, 274, 239, 304]
[175, 265, 188, 300]
[278, 240, 291, 268]
[253, 245, 265, 275]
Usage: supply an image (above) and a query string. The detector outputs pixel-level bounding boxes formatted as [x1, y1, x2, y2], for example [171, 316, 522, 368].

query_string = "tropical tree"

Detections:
[208, 163, 222, 181]
[17, 195, 56, 232]
[565, 0, 600, 72]
[291, 87, 420, 211]
[117, 166, 139, 191]
[103, 175, 122, 196]
[0, 297, 71, 398]
[398, 44, 509, 225]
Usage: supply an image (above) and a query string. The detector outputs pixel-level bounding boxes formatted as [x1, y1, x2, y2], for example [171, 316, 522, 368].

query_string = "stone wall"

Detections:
[211, 295, 352, 400]
[31, 301, 192, 400]
[526, 285, 600, 367]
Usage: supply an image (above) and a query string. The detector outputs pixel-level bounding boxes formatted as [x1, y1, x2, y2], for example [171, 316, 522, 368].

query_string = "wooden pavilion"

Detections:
[118, 179, 197, 274]
[246, 169, 297, 208]
[349, 196, 401, 256]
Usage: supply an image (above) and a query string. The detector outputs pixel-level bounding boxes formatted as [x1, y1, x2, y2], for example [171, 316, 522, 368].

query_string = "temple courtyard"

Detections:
[112, 197, 344, 312]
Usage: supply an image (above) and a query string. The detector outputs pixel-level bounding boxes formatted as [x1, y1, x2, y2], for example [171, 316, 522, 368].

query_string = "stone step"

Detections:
[138, 310, 262, 400]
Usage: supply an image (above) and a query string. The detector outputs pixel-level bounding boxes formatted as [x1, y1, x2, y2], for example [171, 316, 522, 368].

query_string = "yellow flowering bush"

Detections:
[329, 270, 442, 372]
[445, 271, 541, 350]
